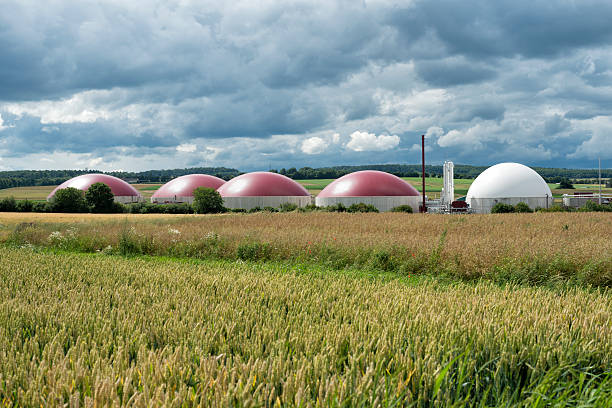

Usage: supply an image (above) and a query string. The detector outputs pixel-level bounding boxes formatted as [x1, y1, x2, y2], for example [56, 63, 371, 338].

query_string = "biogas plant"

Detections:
[47, 137, 608, 214]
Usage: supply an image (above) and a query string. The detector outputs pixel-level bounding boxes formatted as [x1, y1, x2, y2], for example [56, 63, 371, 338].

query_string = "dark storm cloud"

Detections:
[1, 0, 612, 170]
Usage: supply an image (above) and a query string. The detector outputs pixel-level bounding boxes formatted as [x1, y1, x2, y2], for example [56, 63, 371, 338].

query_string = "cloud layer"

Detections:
[1, 0, 611, 171]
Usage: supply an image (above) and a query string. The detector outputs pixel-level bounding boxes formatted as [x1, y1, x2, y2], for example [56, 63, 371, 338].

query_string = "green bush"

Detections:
[390, 205, 413, 213]
[248, 207, 262, 213]
[578, 201, 612, 212]
[51, 187, 88, 213]
[513, 202, 533, 213]
[347, 203, 379, 213]
[279, 202, 298, 212]
[15, 200, 34, 212]
[0, 197, 18, 212]
[32, 202, 51, 213]
[263, 206, 278, 212]
[85, 182, 115, 213]
[491, 203, 515, 213]
[192, 187, 225, 214]
[324, 203, 347, 212]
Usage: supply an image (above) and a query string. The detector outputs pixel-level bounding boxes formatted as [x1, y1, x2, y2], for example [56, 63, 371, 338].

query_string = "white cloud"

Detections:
[5, 92, 112, 124]
[176, 143, 197, 153]
[301, 136, 328, 154]
[88, 157, 104, 167]
[0, 114, 5, 131]
[425, 126, 444, 139]
[346, 131, 400, 152]
[332, 133, 340, 144]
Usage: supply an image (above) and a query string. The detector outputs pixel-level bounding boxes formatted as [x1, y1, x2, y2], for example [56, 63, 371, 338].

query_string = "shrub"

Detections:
[491, 203, 515, 213]
[347, 203, 379, 213]
[390, 205, 413, 213]
[0, 196, 18, 212]
[85, 182, 115, 213]
[369, 250, 396, 271]
[192, 187, 225, 214]
[279, 202, 298, 212]
[514, 202, 533, 213]
[248, 207, 262, 213]
[298, 204, 321, 213]
[579, 201, 612, 212]
[51, 187, 88, 213]
[263, 206, 278, 212]
[324, 203, 347, 212]
[32, 201, 51, 213]
[16, 200, 34, 212]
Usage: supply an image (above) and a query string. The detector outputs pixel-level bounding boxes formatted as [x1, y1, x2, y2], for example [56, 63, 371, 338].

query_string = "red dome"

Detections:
[317, 170, 420, 197]
[152, 174, 225, 198]
[218, 172, 309, 197]
[47, 174, 141, 199]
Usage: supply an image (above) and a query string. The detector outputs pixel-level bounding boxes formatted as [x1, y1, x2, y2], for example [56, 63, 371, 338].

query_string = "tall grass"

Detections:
[1, 212, 610, 287]
[0, 247, 610, 406]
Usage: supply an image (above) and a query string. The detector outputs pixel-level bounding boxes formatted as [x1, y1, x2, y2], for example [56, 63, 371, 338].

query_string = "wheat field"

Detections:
[0, 247, 610, 406]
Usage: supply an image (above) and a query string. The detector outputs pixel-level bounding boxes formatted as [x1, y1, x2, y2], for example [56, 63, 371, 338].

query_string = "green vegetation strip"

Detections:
[0, 247, 611, 406]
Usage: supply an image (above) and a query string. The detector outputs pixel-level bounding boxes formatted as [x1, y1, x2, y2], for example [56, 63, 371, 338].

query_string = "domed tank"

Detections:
[466, 162, 553, 213]
[47, 174, 142, 204]
[316, 170, 421, 212]
[152, 174, 226, 204]
[217, 172, 311, 210]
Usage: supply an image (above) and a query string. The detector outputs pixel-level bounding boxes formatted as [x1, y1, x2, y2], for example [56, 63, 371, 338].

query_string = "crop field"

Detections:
[0, 212, 610, 406]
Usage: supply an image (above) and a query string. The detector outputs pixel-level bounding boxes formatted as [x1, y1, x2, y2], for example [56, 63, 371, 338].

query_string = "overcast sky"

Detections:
[1, 0, 611, 171]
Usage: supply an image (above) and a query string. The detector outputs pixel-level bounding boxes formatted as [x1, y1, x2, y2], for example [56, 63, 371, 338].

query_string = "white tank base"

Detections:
[315, 196, 421, 212]
[467, 196, 553, 213]
[222, 196, 312, 210]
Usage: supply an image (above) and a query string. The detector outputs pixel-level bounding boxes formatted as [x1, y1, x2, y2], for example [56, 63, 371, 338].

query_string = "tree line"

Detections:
[0, 164, 610, 189]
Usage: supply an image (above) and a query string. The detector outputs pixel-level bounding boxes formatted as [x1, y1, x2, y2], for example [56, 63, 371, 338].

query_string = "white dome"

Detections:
[467, 163, 552, 199]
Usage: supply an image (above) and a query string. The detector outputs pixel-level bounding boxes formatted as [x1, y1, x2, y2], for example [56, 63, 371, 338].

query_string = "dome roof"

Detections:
[317, 170, 420, 198]
[466, 163, 552, 199]
[152, 174, 225, 198]
[48, 174, 141, 199]
[217, 172, 309, 197]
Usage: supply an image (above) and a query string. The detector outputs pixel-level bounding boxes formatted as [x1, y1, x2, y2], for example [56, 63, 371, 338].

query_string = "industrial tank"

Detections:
[217, 172, 311, 210]
[316, 170, 421, 212]
[47, 174, 142, 204]
[152, 174, 225, 203]
[466, 162, 553, 213]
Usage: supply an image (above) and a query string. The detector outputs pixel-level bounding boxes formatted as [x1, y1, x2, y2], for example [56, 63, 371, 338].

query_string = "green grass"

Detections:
[0, 247, 610, 406]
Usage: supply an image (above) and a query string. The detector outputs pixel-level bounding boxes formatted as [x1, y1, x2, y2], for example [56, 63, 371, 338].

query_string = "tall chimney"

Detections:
[422, 134, 426, 213]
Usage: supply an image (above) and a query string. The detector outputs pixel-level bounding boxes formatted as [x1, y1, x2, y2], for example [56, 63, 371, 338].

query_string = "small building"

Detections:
[151, 174, 225, 204]
[315, 170, 421, 212]
[217, 172, 311, 210]
[47, 174, 143, 204]
[466, 163, 553, 213]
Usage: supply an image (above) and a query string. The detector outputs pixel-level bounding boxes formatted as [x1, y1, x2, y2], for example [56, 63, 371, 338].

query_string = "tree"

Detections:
[558, 178, 574, 189]
[51, 187, 88, 213]
[192, 187, 225, 214]
[85, 182, 115, 213]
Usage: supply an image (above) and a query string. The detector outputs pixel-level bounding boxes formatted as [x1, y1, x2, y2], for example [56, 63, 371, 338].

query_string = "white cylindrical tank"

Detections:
[466, 163, 553, 213]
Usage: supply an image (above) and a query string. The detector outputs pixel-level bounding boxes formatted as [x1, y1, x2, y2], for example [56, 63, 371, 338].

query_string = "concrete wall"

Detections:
[315, 196, 421, 212]
[115, 195, 143, 204]
[468, 196, 553, 214]
[222, 196, 312, 210]
[151, 196, 194, 204]
[562, 195, 599, 208]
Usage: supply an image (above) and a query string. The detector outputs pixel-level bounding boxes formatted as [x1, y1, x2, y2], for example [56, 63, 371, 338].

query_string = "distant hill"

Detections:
[0, 164, 609, 189]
